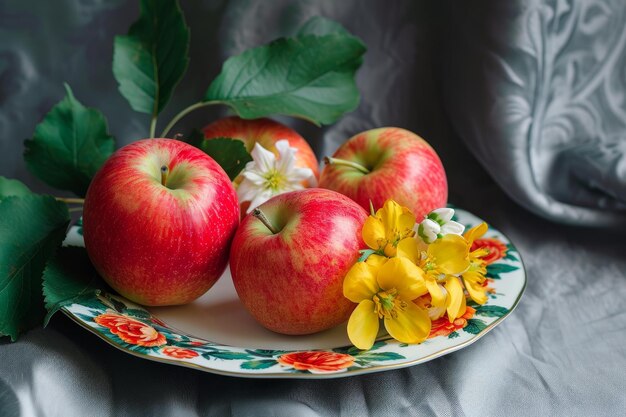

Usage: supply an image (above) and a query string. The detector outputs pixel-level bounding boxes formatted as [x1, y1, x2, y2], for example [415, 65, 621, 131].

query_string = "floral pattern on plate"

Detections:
[62, 208, 525, 378]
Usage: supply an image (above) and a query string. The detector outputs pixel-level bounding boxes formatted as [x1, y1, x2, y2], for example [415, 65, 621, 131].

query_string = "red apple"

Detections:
[202, 116, 320, 181]
[83, 139, 239, 306]
[319, 127, 448, 219]
[229, 188, 368, 335]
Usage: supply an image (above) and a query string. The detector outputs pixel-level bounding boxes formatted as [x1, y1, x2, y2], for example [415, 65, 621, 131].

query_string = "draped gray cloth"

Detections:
[1, 0, 625, 416]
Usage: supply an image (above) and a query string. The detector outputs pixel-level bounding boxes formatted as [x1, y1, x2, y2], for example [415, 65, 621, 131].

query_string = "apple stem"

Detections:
[252, 208, 278, 234]
[323, 156, 370, 174]
[161, 165, 169, 186]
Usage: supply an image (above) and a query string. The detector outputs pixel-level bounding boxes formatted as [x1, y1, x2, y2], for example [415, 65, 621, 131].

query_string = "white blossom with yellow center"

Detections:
[237, 140, 314, 213]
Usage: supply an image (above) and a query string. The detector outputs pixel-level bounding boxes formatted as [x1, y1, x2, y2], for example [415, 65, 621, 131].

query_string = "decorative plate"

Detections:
[61, 208, 525, 379]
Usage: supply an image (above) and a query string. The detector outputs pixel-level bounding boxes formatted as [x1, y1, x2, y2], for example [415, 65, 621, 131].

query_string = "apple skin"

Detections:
[83, 139, 239, 306]
[229, 188, 368, 335]
[319, 127, 448, 219]
[202, 116, 320, 181]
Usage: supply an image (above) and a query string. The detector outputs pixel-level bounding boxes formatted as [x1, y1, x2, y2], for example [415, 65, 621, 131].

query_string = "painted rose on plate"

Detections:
[94, 313, 166, 347]
[162, 347, 199, 359]
[278, 351, 355, 373]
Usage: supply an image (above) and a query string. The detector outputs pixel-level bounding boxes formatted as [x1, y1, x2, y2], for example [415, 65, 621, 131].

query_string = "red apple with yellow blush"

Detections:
[319, 127, 448, 219]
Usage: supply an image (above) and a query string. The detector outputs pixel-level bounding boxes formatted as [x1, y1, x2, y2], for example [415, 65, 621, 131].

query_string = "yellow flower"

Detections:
[362, 200, 416, 257]
[461, 222, 490, 305]
[343, 257, 431, 350]
[397, 234, 470, 322]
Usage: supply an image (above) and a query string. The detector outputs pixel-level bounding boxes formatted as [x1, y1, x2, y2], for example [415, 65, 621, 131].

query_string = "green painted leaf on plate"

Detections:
[124, 308, 151, 319]
[463, 319, 488, 335]
[198, 137, 253, 181]
[240, 359, 278, 370]
[42, 246, 107, 326]
[0, 177, 32, 200]
[448, 331, 460, 339]
[205, 20, 366, 126]
[486, 263, 519, 279]
[356, 352, 405, 362]
[203, 351, 254, 361]
[24, 84, 116, 196]
[475, 305, 508, 318]
[113, 0, 190, 115]
[0, 195, 69, 341]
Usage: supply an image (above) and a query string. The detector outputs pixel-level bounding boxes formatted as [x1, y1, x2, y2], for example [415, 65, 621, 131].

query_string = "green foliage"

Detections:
[0, 195, 69, 340]
[113, 0, 190, 116]
[205, 18, 366, 126]
[202, 350, 254, 361]
[198, 138, 253, 180]
[42, 246, 106, 326]
[24, 84, 115, 196]
[0, 177, 32, 200]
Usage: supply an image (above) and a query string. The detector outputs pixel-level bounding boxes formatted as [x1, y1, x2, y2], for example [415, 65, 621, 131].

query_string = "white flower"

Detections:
[416, 208, 465, 244]
[237, 140, 314, 213]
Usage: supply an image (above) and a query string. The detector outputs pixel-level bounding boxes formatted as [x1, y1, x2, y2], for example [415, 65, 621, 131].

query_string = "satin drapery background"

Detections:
[1, 1, 625, 416]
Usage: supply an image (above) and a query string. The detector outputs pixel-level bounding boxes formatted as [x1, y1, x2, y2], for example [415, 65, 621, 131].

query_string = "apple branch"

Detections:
[323, 157, 370, 174]
[160, 101, 218, 138]
[252, 208, 278, 234]
[55, 197, 85, 205]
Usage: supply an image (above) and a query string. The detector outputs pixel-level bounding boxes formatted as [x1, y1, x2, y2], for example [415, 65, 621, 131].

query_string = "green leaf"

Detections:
[203, 351, 254, 360]
[245, 349, 286, 358]
[205, 23, 366, 126]
[240, 359, 278, 370]
[356, 352, 405, 362]
[475, 305, 509, 318]
[24, 84, 116, 197]
[42, 246, 106, 326]
[113, 0, 190, 116]
[448, 331, 460, 339]
[486, 263, 520, 279]
[198, 137, 253, 181]
[0, 195, 70, 341]
[0, 177, 32, 200]
[296, 16, 350, 36]
[463, 319, 488, 335]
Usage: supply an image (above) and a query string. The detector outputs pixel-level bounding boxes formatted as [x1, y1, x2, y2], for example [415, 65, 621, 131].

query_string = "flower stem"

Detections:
[252, 208, 278, 234]
[323, 157, 370, 174]
[160, 101, 218, 138]
[56, 197, 85, 205]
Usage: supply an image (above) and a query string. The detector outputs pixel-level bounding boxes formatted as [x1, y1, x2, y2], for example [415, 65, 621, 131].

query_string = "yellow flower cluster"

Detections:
[344, 200, 490, 350]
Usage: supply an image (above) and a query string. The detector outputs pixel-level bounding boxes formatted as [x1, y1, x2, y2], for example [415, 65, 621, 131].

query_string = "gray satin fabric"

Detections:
[444, 0, 626, 227]
[1, 0, 626, 416]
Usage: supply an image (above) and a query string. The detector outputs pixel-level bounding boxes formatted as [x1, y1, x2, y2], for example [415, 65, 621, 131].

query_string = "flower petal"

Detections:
[247, 190, 273, 213]
[362, 216, 385, 250]
[397, 238, 420, 264]
[425, 279, 446, 313]
[347, 300, 380, 350]
[430, 208, 454, 224]
[428, 234, 470, 275]
[384, 301, 430, 344]
[444, 276, 466, 322]
[418, 219, 440, 244]
[441, 220, 465, 236]
[365, 254, 388, 268]
[377, 257, 427, 300]
[275, 139, 297, 173]
[462, 270, 488, 305]
[250, 141, 276, 172]
[464, 222, 488, 245]
[343, 262, 379, 303]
